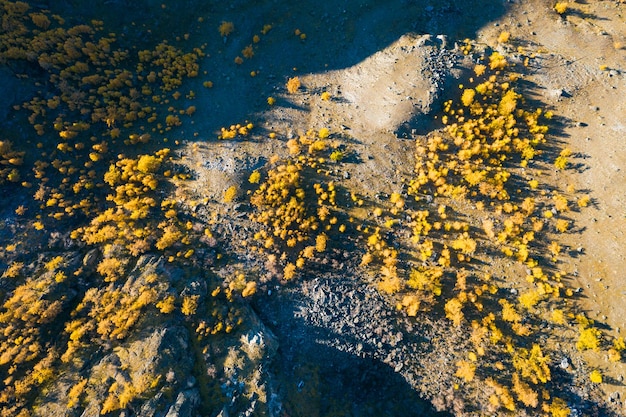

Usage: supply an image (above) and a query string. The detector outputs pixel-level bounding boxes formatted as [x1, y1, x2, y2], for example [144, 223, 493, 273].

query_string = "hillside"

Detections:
[1, 1, 625, 416]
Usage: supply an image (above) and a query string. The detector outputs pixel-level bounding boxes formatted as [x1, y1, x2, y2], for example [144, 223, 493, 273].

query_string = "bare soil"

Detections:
[180, 0, 626, 412]
[2, 0, 625, 415]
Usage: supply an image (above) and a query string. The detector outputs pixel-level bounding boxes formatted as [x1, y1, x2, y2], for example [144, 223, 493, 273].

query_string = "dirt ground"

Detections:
[2, 0, 626, 415]
[480, 0, 626, 402]
[179, 0, 626, 411]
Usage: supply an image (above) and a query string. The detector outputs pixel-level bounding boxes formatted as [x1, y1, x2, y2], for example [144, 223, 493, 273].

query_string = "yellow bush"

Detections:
[248, 171, 261, 184]
[137, 155, 161, 173]
[218, 21, 234, 36]
[512, 344, 551, 384]
[286, 76, 301, 94]
[318, 127, 330, 139]
[3, 261, 24, 278]
[455, 360, 476, 382]
[67, 378, 87, 408]
[156, 226, 182, 250]
[555, 219, 569, 233]
[283, 263, 296, 280]
[156, 296, 176, 314]
[399, 295, 420, 316]
[554, 2, 568, 15]
[576, 326, 601, 351]
[96, 258, 126, 282]
[512, 373, 538, 408]
[589, 370, 602, 384]
[519, 289, 542, 309]
[224, 185, 237, 203]
[378, 274, 402, 294]
[461, 89, 475, 106]
[181, 295, 199, 316]
[407, 267, 442, 295]
[445, 298, 464, 326]
[242, 281, 257, 297]
[548, 398, 571, 417]
[452, 233, 477, 255]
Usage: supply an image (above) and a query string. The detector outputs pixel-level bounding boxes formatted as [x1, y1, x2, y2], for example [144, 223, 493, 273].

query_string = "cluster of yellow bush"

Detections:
[247, 129, 344, 280]
[0, 253, 69, 414]
[0, 0, 202, 232]
[218, 122, 254, 140]
[348, 49, 613, 414]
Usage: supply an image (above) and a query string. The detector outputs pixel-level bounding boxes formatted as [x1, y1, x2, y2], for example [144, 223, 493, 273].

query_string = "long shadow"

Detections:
[1, 0, 514, 178]
[196, 0, 508, 134]
[32, 0, 509, 138]
[251, 274, 452, 417]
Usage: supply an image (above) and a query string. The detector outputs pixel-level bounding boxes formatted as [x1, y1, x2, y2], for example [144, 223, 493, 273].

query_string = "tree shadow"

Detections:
[65, 0, 508, 138]
[251, 274, 453, 417]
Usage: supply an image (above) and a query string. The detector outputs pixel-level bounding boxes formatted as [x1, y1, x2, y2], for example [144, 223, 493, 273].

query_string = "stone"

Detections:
[165, 389, 201, 417]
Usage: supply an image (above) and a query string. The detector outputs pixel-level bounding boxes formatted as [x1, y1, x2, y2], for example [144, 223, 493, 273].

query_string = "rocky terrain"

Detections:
[1, 1, 625, 416]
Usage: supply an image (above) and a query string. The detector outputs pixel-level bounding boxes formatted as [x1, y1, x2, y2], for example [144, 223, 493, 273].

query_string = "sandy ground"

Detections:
[494, 0, 626, 401]
[179, 0, 626, 410]
[2, 0, 625, 415]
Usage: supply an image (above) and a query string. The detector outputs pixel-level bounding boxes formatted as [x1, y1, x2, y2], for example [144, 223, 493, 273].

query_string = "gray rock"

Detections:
[82, 248, 100, 269]
[165, 389, 200, 417]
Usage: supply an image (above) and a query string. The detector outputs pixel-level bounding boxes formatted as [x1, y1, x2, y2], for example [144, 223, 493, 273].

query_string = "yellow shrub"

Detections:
[242, 281, 257, 297]
[576, 327, 601, 351]
[137, 155, 161, 173]
[512, 344, 551, 384]
[315, 233, 328, 252]
[224, 185, 237, 203]
[156, 296, 176, 314]
[549, 398, 570, 417]
[489, 52, 508, 70]
[96, 258, 126, 282]
[3, 261, 24, 278]
[461, 89, 475, 106]
[218, 21, 234, 36]
[181, 295, 199, 316]
[455, 360, 476, 382]
[248, 171, 261, 184]
[519, 289, 542, 309]
[554, 155, 568, 170]
[283, 263, 296, 280]
[554, 2, 568, 15]
[589, 370, 602, 384]
[577, 195, 590, 207]
[318, 127, 330, 139]
[155, 226, 182, 250]
[498, 31, 511, 44]
[101, 393, 120, 414]
[407, 267, 442, 295]
[45, 256, 64, 271]
[499, 299, 521, 322]
[67, 378, 87, 408]
[474, 64, 487, 77]
[512, 373, 538, 408]
[378, 274, 402, 294]
[286, 76, 301, 94]
[399, 295, 420, 316]
[445, 298, 464, 326]
[452, 233, 477, 255]
[555, 219, 569, 233]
